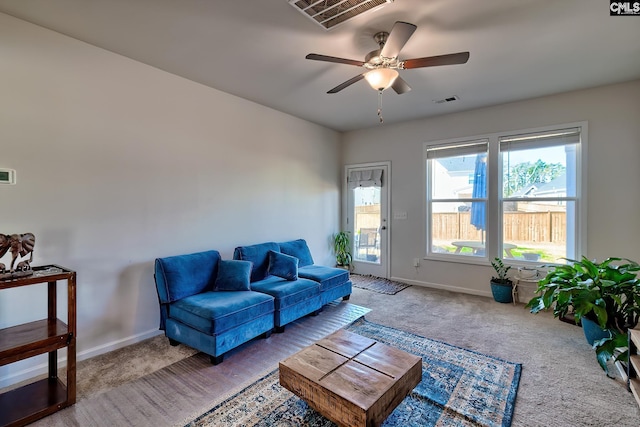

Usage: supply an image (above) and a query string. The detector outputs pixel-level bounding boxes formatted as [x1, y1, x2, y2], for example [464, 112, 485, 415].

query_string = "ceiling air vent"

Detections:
[289, 0, 394, 30]
[432, 95, 460, 104]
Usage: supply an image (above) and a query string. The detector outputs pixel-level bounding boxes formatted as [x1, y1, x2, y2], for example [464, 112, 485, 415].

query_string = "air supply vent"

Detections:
[289, 0, 394, 30]
[432, 95, 460, 104]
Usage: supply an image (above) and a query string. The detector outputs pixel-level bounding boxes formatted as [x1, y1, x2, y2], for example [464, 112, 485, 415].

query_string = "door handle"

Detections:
[380, 226, 387, 230]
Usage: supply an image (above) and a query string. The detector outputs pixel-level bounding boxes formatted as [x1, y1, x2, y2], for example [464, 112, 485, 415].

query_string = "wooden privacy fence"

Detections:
[433, 211, 566, 243]
[355, 205, 381, 231]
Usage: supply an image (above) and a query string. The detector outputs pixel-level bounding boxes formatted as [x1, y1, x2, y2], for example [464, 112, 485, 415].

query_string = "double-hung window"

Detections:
[425, 123, 585, 263]
[426, 140, 489, 259]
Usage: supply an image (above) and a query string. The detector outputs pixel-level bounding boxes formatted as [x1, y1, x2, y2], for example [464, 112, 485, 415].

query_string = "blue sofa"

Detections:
[277, 239, 352, 306]
[154, 250, 275, 364]
[233, 239, 352, 332]
[154, 239, 351, 364]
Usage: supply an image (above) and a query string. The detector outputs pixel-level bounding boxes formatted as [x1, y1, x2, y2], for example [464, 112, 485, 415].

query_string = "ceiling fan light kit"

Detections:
[364, 68, 399, 91]
[305, 21, 469, 122]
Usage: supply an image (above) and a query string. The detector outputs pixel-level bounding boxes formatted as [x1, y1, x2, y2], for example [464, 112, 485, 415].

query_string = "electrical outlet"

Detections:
[413, 258, 420, 267]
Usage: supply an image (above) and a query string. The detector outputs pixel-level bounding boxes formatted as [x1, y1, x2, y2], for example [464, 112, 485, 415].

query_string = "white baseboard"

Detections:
[389, 276, 493, 299]
[0, 328, 162, 388]
[77, 328, 163, 361]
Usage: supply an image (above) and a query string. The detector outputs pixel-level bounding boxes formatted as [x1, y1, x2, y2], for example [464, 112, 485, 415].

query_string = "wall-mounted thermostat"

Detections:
[0, 169, 16, 184]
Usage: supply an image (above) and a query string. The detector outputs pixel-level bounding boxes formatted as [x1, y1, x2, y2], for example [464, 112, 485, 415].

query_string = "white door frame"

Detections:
[344, 161, 390, 278]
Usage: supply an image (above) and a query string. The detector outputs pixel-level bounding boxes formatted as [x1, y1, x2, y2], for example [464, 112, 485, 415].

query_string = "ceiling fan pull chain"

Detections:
[377, 90, 384, 124]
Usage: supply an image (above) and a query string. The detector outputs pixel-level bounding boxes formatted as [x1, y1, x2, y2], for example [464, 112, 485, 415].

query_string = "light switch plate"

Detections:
[393, 211, 408, 220]
[0, 169, 16, 184]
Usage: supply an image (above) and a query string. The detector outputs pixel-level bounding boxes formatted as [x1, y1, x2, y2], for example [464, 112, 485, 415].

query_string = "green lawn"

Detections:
[438, 244, 558, 262]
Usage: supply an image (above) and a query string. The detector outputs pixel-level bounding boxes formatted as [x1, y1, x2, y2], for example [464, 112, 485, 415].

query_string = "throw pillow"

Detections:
[278, 239, 315, 267]
[268, 250, 298, 281]
[215, 260, 252, 291]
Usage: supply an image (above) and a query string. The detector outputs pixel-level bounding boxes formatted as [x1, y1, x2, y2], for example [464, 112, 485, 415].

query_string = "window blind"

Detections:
[348, 168, 383, 189]
[426, 139, 488, 159]
[500, 128, 580, 152]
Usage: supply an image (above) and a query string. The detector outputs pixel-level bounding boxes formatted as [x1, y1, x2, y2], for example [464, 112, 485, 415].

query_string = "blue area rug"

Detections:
[185, 318, 521, 427]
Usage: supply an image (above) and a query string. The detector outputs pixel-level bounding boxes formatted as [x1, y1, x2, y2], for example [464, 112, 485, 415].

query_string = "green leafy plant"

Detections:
[526, 257, 640, 374]
[333, 231, 352, 267]
[491, 257, 513, 285]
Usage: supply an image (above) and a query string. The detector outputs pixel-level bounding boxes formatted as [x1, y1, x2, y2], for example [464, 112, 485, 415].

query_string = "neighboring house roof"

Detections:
[511, 172, 566, 197]
[534, 172, 567, 195]
[438, 157, 567, 198]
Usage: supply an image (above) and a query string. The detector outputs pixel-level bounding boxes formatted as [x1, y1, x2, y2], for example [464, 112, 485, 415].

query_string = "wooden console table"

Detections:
[0, 265, 76, 427]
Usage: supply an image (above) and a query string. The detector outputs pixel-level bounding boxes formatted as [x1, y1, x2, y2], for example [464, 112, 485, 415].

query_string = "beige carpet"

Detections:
[20, 281, 640, 426]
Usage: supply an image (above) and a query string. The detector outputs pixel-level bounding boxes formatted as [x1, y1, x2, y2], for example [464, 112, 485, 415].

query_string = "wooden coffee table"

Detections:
[279, 329, 422, 427]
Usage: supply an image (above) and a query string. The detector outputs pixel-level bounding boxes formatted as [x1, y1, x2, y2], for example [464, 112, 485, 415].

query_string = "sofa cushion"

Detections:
[298, 265, 350, 291]
[155, 250, 220, 304]
[321, 280, 352, 305]
[170, 291, 274, 335]
[233, 242, 280, 282]
[215, 260, 252, 291]
[278, 239, 314, 267]
[249, 276, 320, 310]
[268, 250, 298, 281]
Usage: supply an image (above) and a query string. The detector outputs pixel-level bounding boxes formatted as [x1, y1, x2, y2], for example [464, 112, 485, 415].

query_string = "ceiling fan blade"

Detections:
[391, 76, 412, 94]
[403, 52, 470, 69]
[306, 53, 365, 67]
[327, 74, 365, 94]
[380, 21, 417, 58]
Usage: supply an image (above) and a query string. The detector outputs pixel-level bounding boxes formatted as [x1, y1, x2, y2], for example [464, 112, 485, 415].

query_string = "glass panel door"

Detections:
[346, 164, 389, 278]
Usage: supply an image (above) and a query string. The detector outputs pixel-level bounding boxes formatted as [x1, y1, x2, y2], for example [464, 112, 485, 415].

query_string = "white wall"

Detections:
[342, 79, 640, 295]
[0, 13, 341, 386]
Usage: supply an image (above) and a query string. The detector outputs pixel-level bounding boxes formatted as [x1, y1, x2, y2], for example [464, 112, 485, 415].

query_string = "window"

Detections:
[425, 124, 585, 264]
[426, 140, 489, 258]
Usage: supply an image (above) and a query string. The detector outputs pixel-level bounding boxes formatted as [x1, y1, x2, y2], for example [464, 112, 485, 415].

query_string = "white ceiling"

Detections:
[1, 0, 639, 132]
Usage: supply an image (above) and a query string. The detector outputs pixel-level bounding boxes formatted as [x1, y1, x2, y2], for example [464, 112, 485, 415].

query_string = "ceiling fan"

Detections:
[306, 21, 469, 95]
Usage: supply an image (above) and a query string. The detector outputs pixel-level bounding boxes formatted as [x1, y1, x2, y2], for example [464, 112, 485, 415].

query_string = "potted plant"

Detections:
[490, 257, 513, 303]
[526, 257, 640, 375]
[333, 231, 352, 271]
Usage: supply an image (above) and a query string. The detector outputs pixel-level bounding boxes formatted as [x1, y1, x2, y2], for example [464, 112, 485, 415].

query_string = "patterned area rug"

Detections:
[350, 274, 411, 295]
[185, 318, 522, 427]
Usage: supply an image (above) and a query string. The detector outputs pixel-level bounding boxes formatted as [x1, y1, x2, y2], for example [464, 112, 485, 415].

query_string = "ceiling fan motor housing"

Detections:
[365, 48, 383, 65]
[366, 31, 389, 65]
